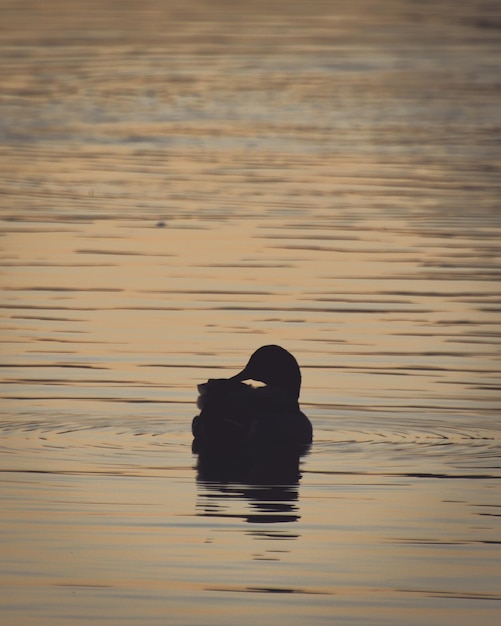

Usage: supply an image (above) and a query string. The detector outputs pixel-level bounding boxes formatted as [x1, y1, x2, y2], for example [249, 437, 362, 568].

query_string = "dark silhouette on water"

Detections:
[192, 345, 312, 483]
[196, 479, 302, 526]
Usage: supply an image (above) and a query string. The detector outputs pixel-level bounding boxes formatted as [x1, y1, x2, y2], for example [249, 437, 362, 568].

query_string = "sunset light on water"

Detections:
[1, 1, 500, 624]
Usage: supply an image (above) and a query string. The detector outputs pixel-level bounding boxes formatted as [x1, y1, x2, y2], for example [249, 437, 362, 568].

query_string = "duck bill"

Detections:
[228, 367, 249, 383]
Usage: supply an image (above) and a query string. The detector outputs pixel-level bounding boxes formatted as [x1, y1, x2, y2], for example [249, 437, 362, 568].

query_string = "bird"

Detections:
[192, 345, 313, 459]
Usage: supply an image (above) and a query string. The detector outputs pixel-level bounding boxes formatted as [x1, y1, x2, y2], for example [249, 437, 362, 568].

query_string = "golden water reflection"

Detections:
[1, 0, 501, 624]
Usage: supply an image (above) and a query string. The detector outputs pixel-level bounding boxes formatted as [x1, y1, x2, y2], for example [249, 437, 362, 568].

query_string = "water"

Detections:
[1, 1, 500, 624]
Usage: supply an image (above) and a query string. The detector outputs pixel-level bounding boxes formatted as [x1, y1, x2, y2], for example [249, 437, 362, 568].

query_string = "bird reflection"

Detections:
[194, 443, 310, 526]
[194, 440, 310, 485]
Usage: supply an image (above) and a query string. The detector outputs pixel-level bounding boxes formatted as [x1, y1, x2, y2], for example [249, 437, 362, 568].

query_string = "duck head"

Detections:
[230, 345, 302, 400]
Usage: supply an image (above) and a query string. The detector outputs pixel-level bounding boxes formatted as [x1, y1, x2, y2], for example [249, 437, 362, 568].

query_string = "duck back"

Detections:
[192, 377, 312, 454]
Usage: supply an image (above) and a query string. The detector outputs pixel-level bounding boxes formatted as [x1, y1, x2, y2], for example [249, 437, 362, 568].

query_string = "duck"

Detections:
[192, 345, 313, 458]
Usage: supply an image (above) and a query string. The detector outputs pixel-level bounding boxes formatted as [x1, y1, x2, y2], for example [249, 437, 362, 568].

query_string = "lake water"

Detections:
[1, 1, 500, 624]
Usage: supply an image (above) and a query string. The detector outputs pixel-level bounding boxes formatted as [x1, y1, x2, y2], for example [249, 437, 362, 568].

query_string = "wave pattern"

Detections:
[1, 1, 500, 625]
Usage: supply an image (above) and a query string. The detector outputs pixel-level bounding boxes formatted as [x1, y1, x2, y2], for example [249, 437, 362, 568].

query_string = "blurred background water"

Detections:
[1, 1, 500, 624]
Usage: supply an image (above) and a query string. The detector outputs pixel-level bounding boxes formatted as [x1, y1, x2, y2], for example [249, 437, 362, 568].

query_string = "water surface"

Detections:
[1, 1, 500, 625]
